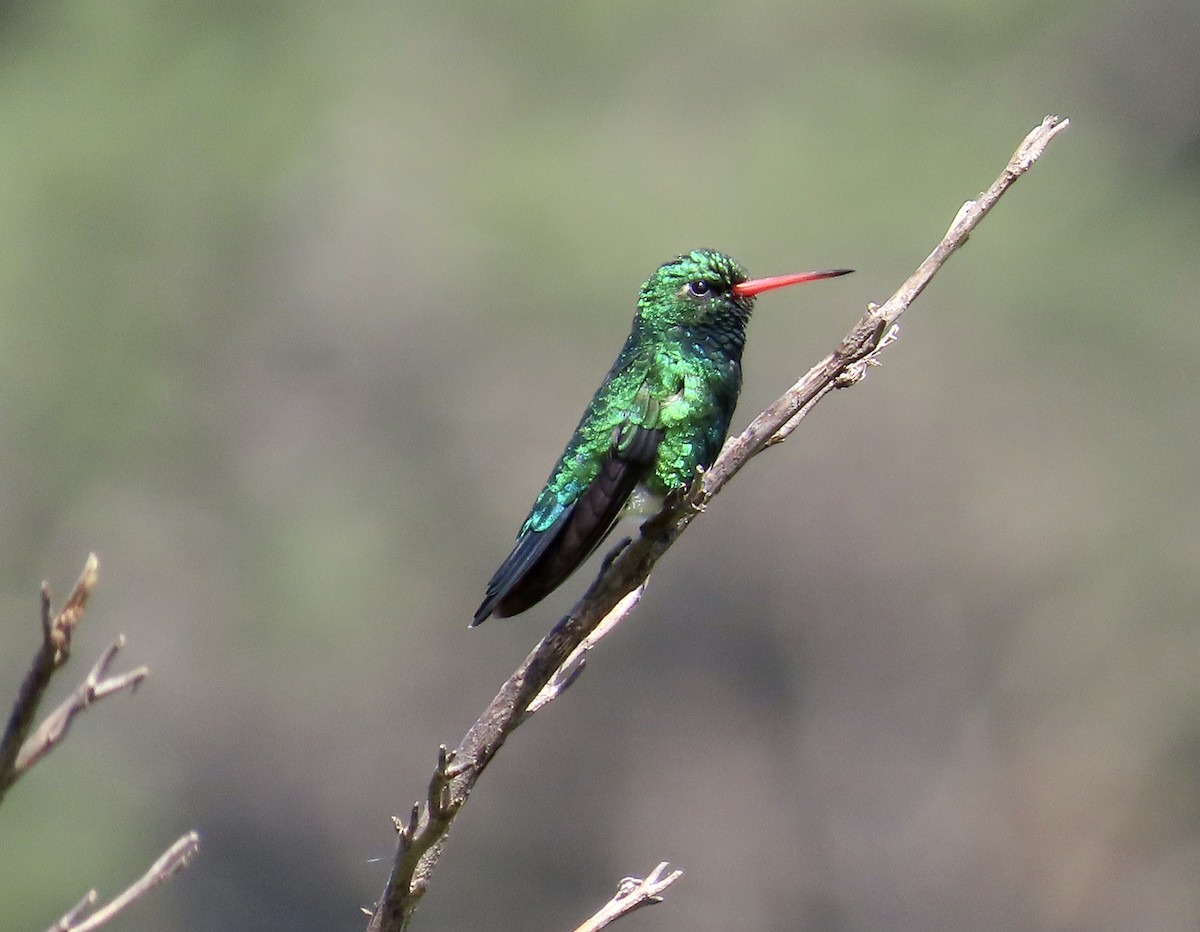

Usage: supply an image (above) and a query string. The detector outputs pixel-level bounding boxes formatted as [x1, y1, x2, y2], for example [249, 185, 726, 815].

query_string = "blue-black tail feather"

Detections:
[471, 426, 662, 625]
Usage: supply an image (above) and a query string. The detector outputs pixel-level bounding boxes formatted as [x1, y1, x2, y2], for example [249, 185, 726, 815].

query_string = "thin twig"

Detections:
[16, 638, 149, 775]
[46, 892, 98, 932]
[49, 831, 201, 932]
[704, 114, 1071, 483]
[572, 863, 684, 932]
[365, 115, 1069, 932]
[0, 554, 101, 801]
[0, 556, 189, 928]
[526, 584, 645, 716]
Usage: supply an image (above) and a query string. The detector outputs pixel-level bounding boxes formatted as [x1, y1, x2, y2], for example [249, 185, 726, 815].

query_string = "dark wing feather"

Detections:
[471, 424, 662, 625]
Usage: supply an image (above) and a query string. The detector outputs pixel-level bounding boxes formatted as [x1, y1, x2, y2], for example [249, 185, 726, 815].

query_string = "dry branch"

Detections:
[365, 114, 1069, 932]
[2, 554, 98, 799]
[16, 637, 148, 775]
[0, 555, 150, 801]
[571, 862, 684, 932]
[48, 831, 201, 932]
[0, 556, 201, 927]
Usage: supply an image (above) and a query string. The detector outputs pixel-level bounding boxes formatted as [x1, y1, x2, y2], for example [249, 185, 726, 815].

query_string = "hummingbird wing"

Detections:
[472, 384, 664, 625]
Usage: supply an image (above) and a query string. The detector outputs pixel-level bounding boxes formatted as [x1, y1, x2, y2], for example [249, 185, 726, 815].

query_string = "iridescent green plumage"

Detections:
[473, 249, 851, 625]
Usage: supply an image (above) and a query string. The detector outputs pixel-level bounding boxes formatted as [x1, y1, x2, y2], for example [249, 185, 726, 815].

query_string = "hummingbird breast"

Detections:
[642, 326, 743, 496]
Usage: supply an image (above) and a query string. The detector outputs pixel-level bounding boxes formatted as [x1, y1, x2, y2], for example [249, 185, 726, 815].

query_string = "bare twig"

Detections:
[46, 892, 97, 932]
[0, 555, 150, 800]
[365, 115, 1069, 932]
[703, 114, 1071, 482]
[16, 637, 149, 775]
[0, 554, 102, 801]
[0, 557, 194, 927]
[49, 831, 201, 932]
[572, 862, 684, 932]
[526, 584, 645, 716]
[367, 582, 657, 932]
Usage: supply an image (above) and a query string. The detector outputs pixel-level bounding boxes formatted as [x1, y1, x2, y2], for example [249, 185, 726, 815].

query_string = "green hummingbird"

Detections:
[473, 249, 851, 626]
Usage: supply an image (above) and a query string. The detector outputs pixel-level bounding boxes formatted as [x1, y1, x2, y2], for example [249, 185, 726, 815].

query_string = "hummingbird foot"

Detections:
[599, 536, 632, 573]
[687, 465, 710, 512]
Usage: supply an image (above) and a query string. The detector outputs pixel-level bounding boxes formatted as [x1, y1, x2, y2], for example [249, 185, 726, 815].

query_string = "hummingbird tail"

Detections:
[472, 426, 662, 625]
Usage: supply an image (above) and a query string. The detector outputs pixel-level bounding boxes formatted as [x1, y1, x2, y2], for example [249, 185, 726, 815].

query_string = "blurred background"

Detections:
[1, 1, 1198, 930]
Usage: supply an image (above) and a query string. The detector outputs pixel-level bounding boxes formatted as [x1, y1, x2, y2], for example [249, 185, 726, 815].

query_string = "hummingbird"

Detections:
[472, 249, 852, 626]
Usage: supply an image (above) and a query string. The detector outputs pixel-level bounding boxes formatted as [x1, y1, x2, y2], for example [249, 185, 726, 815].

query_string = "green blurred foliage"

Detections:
[0, 1, 1198, 930]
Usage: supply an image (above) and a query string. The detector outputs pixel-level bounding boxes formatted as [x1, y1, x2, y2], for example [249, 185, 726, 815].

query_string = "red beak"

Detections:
[732, 267, 853, 298]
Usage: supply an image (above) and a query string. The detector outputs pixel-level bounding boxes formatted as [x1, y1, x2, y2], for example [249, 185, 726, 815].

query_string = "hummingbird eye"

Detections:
[687, 280, 711, 298]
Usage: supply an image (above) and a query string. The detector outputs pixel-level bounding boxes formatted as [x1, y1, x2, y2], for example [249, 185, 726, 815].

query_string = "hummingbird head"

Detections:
[637, 249, 853, 335]
[637, 249, 752, 332]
